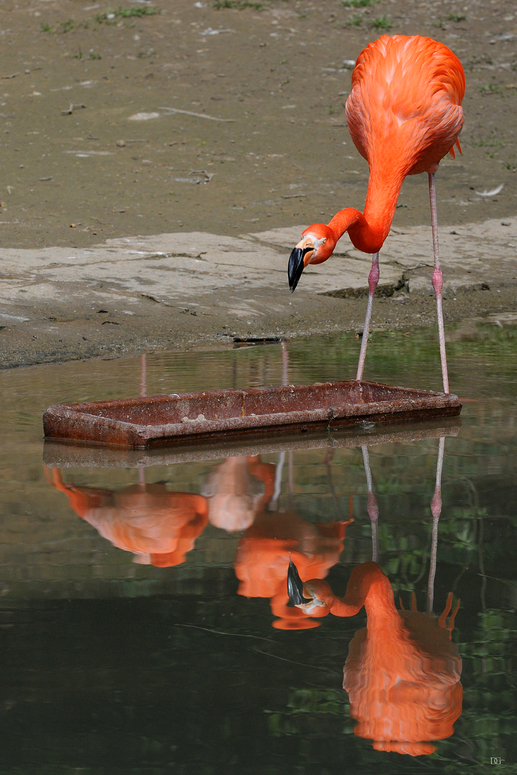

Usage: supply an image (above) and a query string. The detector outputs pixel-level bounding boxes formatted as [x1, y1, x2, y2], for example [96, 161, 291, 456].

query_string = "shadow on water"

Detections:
[0, 323, 516, 773]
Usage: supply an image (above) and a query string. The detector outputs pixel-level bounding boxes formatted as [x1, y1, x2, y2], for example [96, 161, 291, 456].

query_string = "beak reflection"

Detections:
[287, 554, 312, 606]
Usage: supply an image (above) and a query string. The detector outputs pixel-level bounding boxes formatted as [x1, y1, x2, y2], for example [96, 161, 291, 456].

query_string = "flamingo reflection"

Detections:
[204, 455, 275, 532]
[45, 468, 208, 567]
[237, 510, 353, 630]
[44, 352, 209, 567]
[287, 435, 462, 754]
[209, 452, 353, 629]
[288, 558, 461, 755]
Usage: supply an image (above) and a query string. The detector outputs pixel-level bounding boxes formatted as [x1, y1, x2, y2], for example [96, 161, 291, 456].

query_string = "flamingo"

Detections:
[45, 468, 208, 567]
[236, 510, 352, 630]
[288, 35, 465, 394]
[287, 559, 462, 755]
[204, 455, 274, 532]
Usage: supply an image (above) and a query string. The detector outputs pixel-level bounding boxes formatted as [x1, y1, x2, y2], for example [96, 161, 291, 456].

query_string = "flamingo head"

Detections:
[288, 224, 336, 292]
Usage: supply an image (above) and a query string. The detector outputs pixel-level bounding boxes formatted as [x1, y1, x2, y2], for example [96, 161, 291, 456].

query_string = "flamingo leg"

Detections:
[361, 445, 379, 562]
[428, 172, 450, 394]
[288, 450, 294, 511]
[356, 252, 380, 381]
[138, 353, 147, 489]
[271, 450, 285, 511]
[281, 340, 289, 386]
[427, 435, 445, 613]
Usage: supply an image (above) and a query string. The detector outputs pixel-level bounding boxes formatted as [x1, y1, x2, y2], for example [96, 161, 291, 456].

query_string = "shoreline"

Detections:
[0, 219, 515, 370]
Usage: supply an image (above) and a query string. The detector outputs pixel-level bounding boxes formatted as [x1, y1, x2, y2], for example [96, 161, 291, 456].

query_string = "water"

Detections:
[1, 323, 516, 774]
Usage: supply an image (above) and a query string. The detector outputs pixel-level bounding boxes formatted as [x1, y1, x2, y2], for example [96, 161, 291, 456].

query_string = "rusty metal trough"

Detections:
[43, 380, 462, 450]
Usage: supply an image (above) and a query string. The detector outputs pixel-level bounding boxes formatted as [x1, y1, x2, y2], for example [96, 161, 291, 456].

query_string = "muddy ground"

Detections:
[0, 0, 516, 367]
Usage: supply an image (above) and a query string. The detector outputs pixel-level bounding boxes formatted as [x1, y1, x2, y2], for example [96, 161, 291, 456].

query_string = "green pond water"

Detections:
[0, 322, 516, 774]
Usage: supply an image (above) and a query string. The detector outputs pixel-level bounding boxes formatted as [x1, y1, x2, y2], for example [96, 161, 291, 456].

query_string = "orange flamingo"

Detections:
[288, 559, 462, 755]
[206, 451, 353, 629]
[45, 467, 208, 567]
[288, 35, 465, 394]
[204, 455, 275, 532]
[236, 510, 352, 630]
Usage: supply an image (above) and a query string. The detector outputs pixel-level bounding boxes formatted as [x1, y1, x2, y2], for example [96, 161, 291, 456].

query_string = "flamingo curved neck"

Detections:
[307, 562, 400, 625]
[327, 168, 405, 254]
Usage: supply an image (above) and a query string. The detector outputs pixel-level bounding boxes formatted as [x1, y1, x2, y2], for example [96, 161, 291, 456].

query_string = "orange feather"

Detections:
[289, 34, 465, 266]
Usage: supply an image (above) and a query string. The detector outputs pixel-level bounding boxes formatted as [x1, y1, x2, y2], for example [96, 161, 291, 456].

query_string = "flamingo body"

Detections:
[287, 560, 462, 755]
[348, 35, 464, 180]
[46, 469, 208, 567]
[289, 35, 465, 269]
[287, 35, 465, 393]
[204, 456, 272, 532]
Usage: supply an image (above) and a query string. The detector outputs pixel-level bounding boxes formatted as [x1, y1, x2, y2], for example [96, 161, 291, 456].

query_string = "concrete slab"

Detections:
[3, 216, 514, 311]
[0, 217, 515, 368]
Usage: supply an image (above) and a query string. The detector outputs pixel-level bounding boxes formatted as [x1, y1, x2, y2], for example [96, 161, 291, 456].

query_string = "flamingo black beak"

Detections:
[287, 556, 312, 606]
[288, 244, 313, 293]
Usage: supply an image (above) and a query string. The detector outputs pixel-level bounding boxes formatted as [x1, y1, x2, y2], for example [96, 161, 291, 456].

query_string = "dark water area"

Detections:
[1, 323, 516, 774]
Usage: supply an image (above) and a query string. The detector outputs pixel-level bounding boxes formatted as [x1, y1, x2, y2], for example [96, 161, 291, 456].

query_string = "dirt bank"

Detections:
[0, 0, 516, 367]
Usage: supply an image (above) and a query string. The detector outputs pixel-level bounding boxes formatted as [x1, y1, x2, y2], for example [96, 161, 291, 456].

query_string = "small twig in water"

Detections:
[173, 623, 273, 643]
[252, 648, 341, 675]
